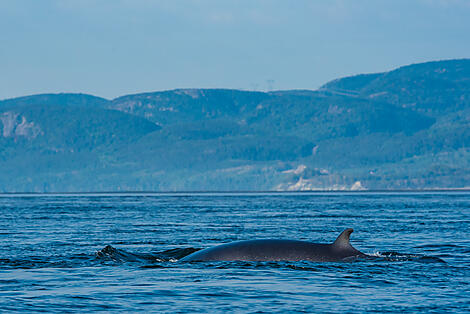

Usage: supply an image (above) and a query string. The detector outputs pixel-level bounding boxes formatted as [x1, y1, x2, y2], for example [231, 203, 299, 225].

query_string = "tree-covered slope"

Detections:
[0, 59, 469, 191]
[111, 89, 270, 125]
[0, 100, 159, 191]
[0, 93, 110, 109]
[322, 59, 470, 115]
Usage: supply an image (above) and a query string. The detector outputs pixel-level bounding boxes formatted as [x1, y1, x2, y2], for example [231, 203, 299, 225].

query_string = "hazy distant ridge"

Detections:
[1, 59, 469, 192]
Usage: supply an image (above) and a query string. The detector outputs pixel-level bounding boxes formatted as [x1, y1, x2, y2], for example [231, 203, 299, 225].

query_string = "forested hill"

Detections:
[1, 59, 469, 192]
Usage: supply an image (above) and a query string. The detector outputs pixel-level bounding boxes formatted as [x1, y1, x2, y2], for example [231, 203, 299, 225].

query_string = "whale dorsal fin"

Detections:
[332, 228, 354, 248]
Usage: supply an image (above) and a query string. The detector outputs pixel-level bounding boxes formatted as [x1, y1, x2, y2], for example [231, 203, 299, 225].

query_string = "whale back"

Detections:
[181, 228, 365, 262]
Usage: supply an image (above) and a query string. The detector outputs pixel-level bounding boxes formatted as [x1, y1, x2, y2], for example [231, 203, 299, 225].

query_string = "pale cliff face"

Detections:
[0, 111, 42, 140]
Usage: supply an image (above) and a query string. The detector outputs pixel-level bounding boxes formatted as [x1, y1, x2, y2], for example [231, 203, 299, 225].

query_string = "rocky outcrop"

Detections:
[0, 111, 42, 139]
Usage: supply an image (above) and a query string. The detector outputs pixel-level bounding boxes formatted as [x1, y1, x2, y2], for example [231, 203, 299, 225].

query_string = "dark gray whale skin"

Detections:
[181, 228, 365, 262]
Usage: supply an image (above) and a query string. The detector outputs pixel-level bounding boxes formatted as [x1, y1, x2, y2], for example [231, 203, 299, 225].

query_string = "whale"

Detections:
[181, 228, 365, 262]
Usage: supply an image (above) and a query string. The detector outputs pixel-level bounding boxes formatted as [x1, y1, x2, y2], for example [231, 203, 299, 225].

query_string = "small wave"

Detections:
[95, 245, 199, 264]
[95, 245, 156, 263]
[1, 248, 447, 270]
[154, 247, 200, 261]
[369, 251, 446, 263]
[0, 254, 93, 269]
[0, 246, 200, 269]
[413, 243, 464, 249]
[95, 246, 447, 266]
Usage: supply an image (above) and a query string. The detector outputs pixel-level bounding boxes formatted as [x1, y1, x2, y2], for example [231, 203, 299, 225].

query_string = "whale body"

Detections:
[181, 228, 365, 262]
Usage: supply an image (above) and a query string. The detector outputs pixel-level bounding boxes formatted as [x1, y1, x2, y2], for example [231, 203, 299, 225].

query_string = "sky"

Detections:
[1, 0, 469, 100]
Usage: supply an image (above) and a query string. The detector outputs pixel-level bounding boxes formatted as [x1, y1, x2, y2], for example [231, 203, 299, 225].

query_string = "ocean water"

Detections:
[0, 192, 469, 312]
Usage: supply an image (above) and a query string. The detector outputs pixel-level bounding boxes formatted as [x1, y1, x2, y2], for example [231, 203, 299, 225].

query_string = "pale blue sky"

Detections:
[1, 0, 469, 100]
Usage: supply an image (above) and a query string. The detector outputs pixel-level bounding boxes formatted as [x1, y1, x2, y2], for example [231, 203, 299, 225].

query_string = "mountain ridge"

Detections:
[0, 59, 468, 192]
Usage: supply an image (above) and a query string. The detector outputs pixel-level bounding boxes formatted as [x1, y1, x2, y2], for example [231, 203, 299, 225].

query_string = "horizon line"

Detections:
[1, 189, 469, 196]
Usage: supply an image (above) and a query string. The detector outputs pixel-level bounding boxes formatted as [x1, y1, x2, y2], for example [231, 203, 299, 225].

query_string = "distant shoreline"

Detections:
[1, 189, 469, 196]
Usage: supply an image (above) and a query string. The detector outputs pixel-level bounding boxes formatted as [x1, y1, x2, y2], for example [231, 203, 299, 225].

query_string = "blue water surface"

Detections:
[0, 192, 469, 312]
